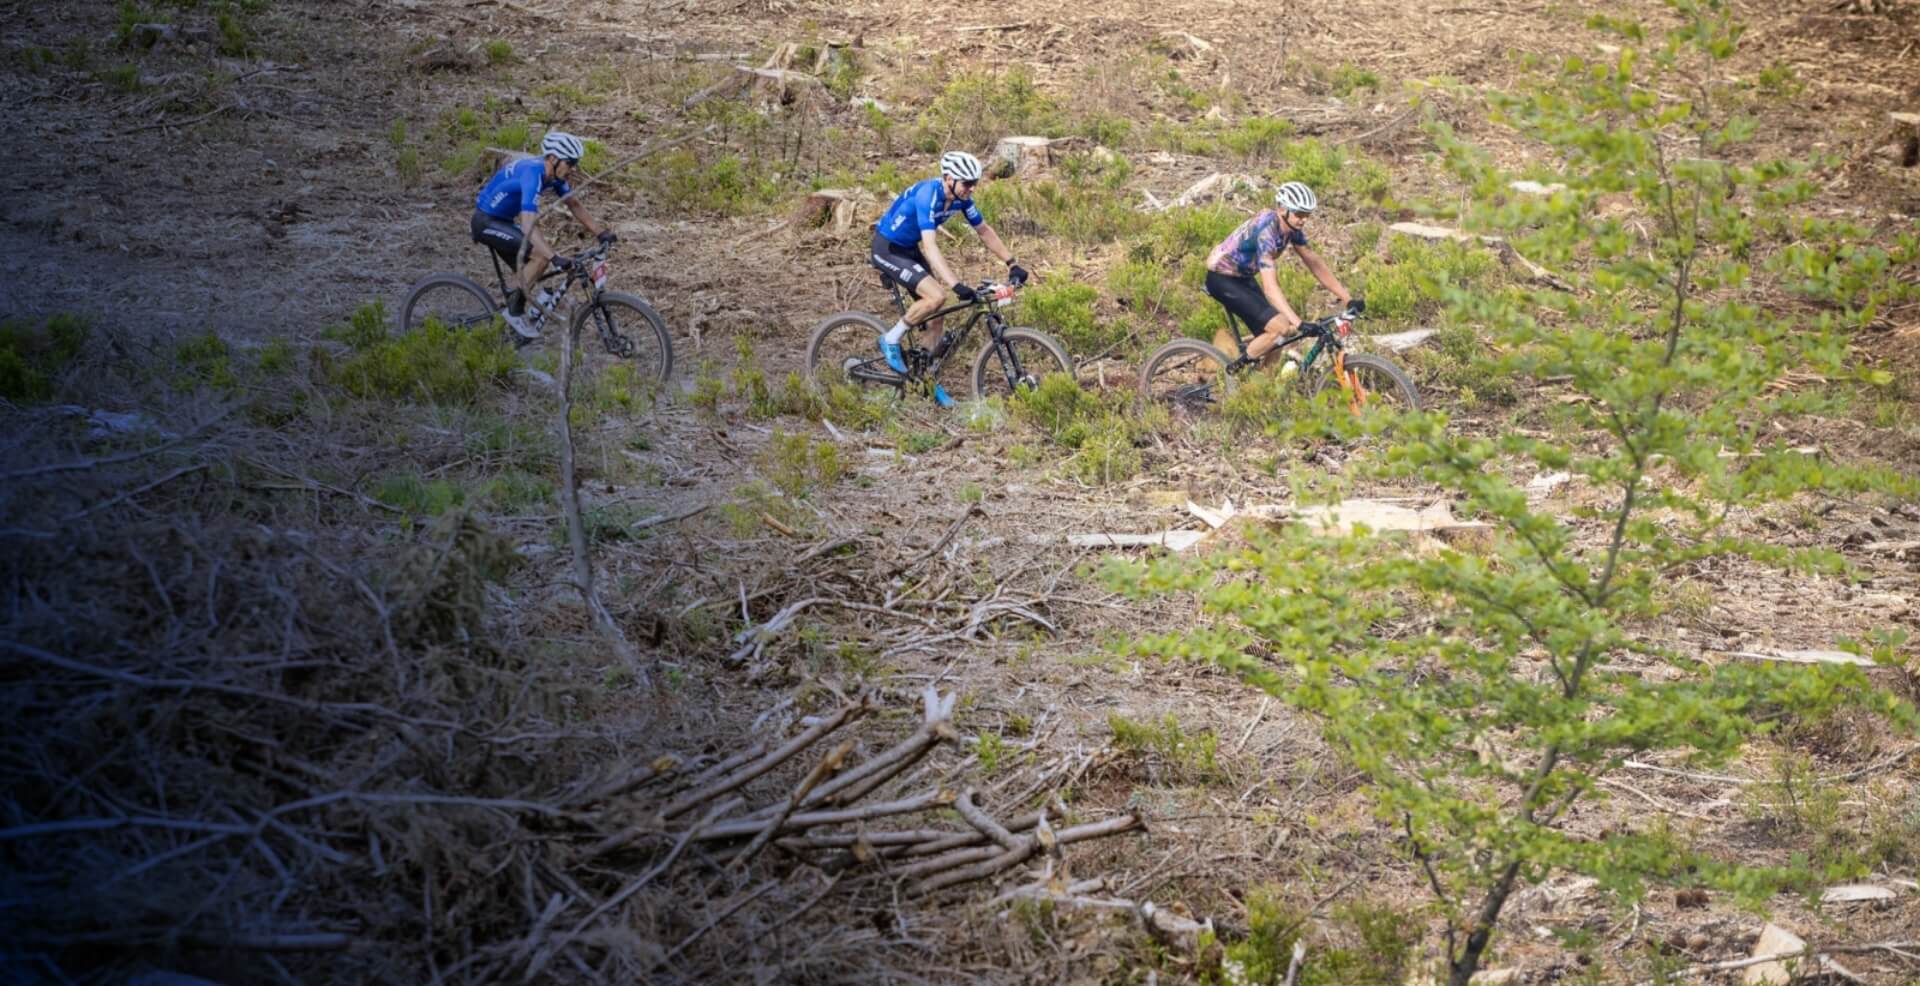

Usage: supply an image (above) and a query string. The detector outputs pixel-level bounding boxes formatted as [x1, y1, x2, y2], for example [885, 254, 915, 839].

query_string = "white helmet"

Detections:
[940, 151, 983, 182]
[1275, 181, 1318, 213]
[541, 131, 585, 163]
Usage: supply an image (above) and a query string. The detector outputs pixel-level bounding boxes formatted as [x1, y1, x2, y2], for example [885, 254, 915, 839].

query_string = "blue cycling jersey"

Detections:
[876, 178, 984, 247]
[475, 157, 571, 220]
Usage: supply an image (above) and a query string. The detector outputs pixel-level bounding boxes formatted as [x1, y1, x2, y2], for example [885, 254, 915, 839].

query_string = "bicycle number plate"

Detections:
[992, 285, 1015, 308]
[591, 262, 609, 290]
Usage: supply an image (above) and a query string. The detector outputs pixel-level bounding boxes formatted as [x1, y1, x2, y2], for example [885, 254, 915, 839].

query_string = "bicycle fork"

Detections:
[1331, 352, 1370, 413]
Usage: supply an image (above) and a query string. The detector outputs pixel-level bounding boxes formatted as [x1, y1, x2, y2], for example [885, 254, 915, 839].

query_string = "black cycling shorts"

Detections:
[471, 210, 525, 266]
[1204, 270, 1282, 335]
[869, 230, 932, 293]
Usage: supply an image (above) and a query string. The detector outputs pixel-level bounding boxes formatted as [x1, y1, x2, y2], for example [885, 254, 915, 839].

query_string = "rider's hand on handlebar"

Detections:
[598, 230, 618, 245]
[950, 282, 977, 303]
[1008, 263, 1030, 287]
[551, 255, 575, 271]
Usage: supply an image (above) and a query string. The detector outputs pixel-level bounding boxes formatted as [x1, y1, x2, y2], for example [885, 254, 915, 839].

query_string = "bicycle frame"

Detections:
[844, 280, 1019, 389]
[1214, 305, 1342, 377]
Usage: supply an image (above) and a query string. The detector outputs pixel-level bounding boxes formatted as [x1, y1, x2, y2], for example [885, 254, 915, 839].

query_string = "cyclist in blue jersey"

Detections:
[869, 151, 1029, 406]
[471, 131, 615, 340]
[1203, 181, 1350, 365]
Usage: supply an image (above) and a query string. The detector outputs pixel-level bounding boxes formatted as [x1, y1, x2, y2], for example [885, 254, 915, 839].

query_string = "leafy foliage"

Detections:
[0, 315, 89, 402]
[1110, 4, 1920, 983]
[323, 302, 515, 406]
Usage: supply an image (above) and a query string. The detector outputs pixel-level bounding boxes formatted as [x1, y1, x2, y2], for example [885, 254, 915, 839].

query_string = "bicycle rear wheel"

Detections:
[1138, 338, 1235, 415]
[1308, 352, 1421, 414]
[570, 292, 673, 385]
[972, 327, 1073, 399]
[805, 312, 897, 390]
[400, 273, 497, 334]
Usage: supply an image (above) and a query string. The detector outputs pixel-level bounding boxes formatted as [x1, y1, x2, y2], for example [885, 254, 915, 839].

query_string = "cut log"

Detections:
[1387, 221, 1570, 290]
[1821, 884, 1898, 904]
[1508, 179, 1566, 195]
[1367, 328, 1437, 353]
[1066, 531, 1209, 551]
[1725, 649, 1875, 668]
[1170, 172, 1262, 208]
[1293, 499, 1488, 537]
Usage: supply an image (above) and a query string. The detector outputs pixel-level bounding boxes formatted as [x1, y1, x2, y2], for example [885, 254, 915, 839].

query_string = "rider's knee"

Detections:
[919, 283, 948, 308]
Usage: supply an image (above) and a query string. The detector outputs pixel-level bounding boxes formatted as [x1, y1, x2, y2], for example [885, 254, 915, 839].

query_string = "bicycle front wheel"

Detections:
[971, 327, 1074, 399]
[400, 273, 497, 334]
[1138, 338, 1234, 415]
[570, 292, 673, 384]
[804, 311, 895, 390]
[1309, 352, 1421, 414]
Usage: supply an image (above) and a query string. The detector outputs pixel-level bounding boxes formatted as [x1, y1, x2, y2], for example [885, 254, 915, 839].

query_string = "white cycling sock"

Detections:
[883, 320, 909, 345]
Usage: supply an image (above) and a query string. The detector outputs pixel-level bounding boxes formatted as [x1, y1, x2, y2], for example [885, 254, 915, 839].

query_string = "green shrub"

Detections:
[478, 469, 554, 513]
[1078, 112, 1132, 148]
[484, 39, 514, 65]
[656, 150, 780, 215]
[1223, 116, 1295, 163]
[759, 430, 844, 499]
[1326, 63, 1381, 97]
[915, 68, 1065, 153]
[173, 332, 237, 392]
[374, 473, 467, 517]
[976, 176, 1143, 246]
[1273, 138, 1391, 206]
[97, 63, 143, 93]
[0, 315, 89, 402]
[1107, 712, 1223, 783]
[326, 302, 515, 406]
[1020, 277, 1107, 354]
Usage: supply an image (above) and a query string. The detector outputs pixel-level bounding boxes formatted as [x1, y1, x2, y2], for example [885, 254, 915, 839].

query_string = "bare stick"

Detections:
[657, 880, 779, 968]
[954, 789, 1022, 852]
[735, 739, 854, 866]
[888, 506, 986, 577]
[800, 687, 956, 808]
[557, 314, 645, 683]
[693, 788, 955, 842]
[1, 639, 460, 729]
[911, 815, 1140, 894]
[529, 799, 737, 982]
[660, 696, 869, 819]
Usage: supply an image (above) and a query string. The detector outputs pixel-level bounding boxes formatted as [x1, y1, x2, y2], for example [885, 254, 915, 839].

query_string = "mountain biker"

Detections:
[1203, 181, 1351, 365]
[471, 131, 616, 341]
[869, 150, 1030, 407]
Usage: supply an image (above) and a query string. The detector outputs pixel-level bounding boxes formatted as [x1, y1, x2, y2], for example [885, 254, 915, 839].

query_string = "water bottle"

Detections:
[1278, 355, 1301, 381]
[533, 287, 558, 315]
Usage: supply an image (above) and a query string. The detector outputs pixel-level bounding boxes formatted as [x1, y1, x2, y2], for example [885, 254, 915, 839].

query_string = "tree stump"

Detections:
[991, 136, 1056, 178]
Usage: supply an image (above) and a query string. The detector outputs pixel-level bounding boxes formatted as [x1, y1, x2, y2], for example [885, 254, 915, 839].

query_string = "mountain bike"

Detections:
[1137, 297, 1419, 416]
[398, 240, 673, 384]
[805, 278, 1074, 401]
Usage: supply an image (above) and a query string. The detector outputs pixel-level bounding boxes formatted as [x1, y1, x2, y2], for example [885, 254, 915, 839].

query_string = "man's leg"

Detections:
[907, 278, 948, 351]
[1245, 313, 1294, 361]
[516, 228, 555, 306]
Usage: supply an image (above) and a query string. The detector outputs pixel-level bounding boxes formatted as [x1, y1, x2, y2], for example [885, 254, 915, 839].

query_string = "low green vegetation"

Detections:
[1108, 712, 1224, 784]
[319, 301, 515, 406]
[1010, 373, 1163, 484]
[0, 315, 89, 402]
[915, 68, 1064, 154]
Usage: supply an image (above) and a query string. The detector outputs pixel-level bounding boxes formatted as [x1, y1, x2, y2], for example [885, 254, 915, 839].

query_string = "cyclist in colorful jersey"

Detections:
[471, 131, 615, 341]
[869, 151, 1029, 407]
[1204, 181, 1350, 364]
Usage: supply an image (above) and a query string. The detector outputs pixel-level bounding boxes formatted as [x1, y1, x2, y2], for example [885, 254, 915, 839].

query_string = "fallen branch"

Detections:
[888, 505, 985, 578]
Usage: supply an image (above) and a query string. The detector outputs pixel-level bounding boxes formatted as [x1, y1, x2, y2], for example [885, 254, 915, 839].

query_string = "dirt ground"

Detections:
[5, 0, 1920, 983]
